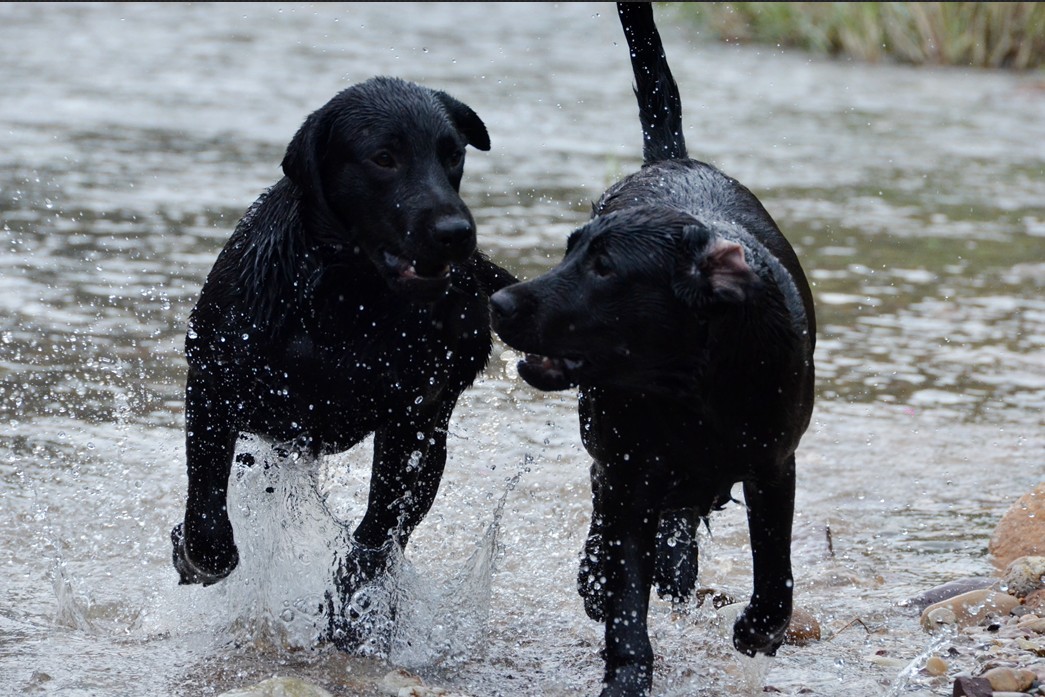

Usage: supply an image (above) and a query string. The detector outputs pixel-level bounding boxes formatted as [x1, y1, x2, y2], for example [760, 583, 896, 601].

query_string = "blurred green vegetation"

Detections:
[674, 2, 1045, 69]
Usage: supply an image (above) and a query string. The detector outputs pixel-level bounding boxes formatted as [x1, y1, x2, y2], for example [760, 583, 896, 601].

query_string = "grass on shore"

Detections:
[673, 2, 1045, 69]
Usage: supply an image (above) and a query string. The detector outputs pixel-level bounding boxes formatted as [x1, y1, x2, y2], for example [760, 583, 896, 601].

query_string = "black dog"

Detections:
[490, 5, 815, 696]
[171, 77, 515, 642]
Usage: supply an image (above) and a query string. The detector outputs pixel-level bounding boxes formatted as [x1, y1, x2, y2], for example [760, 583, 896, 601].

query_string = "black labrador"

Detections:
[490, 4, 816, 696]
[171, 76, 515, 644]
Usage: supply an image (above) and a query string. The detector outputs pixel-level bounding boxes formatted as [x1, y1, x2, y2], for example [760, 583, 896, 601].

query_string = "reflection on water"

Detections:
[0, 3, 1042, 696]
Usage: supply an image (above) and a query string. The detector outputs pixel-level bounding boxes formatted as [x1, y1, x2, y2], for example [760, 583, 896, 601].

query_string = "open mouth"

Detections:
[517, 353, 586, 391]
[382, 251, 452, 297]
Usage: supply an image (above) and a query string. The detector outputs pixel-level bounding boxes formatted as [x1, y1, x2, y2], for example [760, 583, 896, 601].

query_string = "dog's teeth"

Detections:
[564, 358, 584, 370]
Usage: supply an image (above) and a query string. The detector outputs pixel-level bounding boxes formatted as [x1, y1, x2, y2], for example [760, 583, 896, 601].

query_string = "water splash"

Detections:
[218, 435, 529, 668]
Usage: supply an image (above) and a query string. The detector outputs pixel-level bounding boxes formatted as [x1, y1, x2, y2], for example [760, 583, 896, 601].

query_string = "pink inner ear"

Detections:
[707, 240, 753, 301]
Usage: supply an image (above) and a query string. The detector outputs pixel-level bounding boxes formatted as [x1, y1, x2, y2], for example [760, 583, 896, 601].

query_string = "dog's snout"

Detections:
[431, 215, 475, 253]
[489, 289, 519, 321]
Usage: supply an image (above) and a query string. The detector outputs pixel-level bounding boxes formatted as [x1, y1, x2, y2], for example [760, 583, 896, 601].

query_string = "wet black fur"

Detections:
[490, 5, 815, 696]
[170, 77, 515, 642]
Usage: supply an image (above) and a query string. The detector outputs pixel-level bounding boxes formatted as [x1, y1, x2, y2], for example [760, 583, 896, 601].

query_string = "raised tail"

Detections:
[617, 2, 687, 164]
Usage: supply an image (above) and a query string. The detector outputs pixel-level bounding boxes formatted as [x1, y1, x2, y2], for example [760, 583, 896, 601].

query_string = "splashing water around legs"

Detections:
[218, 435, 527, 667]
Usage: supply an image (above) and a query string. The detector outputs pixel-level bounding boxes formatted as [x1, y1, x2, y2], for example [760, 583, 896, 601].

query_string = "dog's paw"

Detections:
[324, 543, 396, 650]
[577, 533, 606, 622]
[599, 662, 653, 697]
[732, 602, 790, 657]
[653, 510, 698, 602]
[170, 523, 238, 586]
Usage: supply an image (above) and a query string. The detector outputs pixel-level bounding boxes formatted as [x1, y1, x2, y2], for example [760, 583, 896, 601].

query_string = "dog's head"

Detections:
[282, 76, 490, 302]
[490, 206, 760, 392]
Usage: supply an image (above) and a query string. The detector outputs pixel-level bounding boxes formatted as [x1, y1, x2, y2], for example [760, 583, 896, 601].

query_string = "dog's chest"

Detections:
[290, 288, 489, 409]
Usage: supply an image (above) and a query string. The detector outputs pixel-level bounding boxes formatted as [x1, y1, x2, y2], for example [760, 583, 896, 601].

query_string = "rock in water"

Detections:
[980, 666, 1036, 692]
[906, 577, 996, 612]
[1001, 555, 1045, 598]
[951, 676, 992, 697]
[989, 482, 1045, 570]
[919, 589, 1019, 632]
[218, 677, 335, 697]
[784, 607, 821, 646]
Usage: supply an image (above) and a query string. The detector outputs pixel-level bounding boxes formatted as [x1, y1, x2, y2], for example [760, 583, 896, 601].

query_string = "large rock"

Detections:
[989, 482, 1045, 570]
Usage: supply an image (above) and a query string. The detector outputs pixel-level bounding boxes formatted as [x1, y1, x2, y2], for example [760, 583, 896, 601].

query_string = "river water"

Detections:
[1, 3, 1042, 696]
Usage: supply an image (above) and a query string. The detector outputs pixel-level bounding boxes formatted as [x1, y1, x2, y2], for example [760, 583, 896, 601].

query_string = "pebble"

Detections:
[989, 482, 1045, 570]
[980, 666, 1036, 692]
[920, 589, 1020, 633]
[784, 607, 821, 646]
[1002, 555, 1045, 598]
[217, 677, 334, 697]
[924, 655, 949, 675]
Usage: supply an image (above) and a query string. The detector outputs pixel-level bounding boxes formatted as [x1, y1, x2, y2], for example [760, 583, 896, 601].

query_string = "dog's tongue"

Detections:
[517, 354, 578, 391]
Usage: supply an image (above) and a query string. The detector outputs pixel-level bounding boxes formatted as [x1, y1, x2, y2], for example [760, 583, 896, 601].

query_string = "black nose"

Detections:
[489, 289, 517, 321]
[431, 215, 475, 254]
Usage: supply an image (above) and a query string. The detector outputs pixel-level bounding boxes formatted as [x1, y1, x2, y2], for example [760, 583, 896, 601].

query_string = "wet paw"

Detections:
[577, 533, 606, 622]
[170, 522, 238, 586]
[599, 662, 653, 697]
[732, 603, 790, 657]
[653, 509, 698, 602]
[324, 542, 394, 649]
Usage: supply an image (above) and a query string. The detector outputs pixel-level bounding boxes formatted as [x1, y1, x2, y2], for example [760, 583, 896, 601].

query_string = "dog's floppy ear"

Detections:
[434, 91, 491, 151]
[281, 108, 333, 199]
[674, 225, 757, 305]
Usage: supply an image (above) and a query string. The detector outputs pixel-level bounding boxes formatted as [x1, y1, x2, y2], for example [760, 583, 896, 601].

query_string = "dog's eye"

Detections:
[371, 152, 397, 169]
[592, 254, 614, 278]
[446, 150, 465, 169]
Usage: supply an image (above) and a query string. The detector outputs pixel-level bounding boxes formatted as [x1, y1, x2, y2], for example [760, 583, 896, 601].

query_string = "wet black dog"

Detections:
[490, 4, 815, 695]
[171, 77, 515, 643]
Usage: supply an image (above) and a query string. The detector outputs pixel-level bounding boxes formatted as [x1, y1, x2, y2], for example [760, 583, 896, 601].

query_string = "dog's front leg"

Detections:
[335, 401, 450, 594]
[733, 454, 796, 657]
[598, 463, 659, 697]
[171, 367, 240, 585]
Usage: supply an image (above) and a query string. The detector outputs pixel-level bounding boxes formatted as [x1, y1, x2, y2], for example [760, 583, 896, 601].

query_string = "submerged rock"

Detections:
[784, 607, 821, 646]
[919, 588, 1020, 633]
[906, 577, 996, 612]
[989, 482, 1045, 570]
[217, 677, 335, 697]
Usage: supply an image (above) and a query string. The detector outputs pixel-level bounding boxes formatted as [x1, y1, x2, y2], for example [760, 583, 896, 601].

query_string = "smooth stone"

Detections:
[1001, 555, 1045, 598]
[924, 655, 949, 676]
[218, 677, 335, 697]
[378, 669, 457, 696]
[980, 666, 1036, 692]
[784, 607, 821, 645]
[989, 482, 1045, 570]
[907, 577, 996, 612]
[920, 589, 1020, 633]
[1017, 615, 1045, 633]
[951, 675, 992, 697]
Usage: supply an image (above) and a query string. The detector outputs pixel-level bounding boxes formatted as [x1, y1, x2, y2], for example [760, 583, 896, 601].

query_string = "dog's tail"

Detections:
[617, 2, 687, 164]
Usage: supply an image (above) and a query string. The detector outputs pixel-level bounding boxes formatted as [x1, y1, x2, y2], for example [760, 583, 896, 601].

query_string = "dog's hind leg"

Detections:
[653, 508, 699, 603]
[172, 368, 240, 585]
[599, 505, 658, 697]
[733, 455, 796, 656]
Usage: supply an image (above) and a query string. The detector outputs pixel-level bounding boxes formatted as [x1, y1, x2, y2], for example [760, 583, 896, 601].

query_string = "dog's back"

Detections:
[609, 3, 815, 340]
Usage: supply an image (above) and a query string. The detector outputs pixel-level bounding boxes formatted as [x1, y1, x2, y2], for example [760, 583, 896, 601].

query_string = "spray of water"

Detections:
[217, 435, 528, 668]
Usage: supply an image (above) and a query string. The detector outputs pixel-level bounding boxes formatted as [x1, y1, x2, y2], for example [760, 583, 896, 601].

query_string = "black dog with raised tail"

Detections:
[490, 4, 816, 695]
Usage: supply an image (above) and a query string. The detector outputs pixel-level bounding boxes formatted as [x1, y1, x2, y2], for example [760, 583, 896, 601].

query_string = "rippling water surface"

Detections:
[1, 3, 1042, 696]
